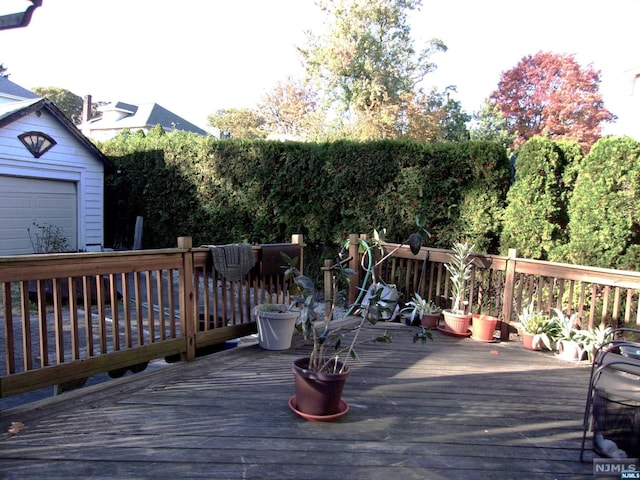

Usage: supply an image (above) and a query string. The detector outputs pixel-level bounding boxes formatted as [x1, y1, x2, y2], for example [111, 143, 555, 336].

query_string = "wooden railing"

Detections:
[4, 231, 639, 399]
[343, 234, 640, 339]
[0, 236, 303, 398]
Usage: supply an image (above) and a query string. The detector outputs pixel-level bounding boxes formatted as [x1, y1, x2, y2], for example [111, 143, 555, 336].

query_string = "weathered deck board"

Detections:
[0, 322, 595, 479]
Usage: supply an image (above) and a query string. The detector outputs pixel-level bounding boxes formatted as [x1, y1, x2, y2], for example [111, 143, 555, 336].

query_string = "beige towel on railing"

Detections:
[208, 243, 255, 281]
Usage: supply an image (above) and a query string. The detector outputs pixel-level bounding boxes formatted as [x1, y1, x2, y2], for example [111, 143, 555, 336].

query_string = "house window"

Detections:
[18, 131, 56, 158]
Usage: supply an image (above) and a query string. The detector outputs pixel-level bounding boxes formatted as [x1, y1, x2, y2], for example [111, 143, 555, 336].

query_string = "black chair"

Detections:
[580, 328, 640, 462]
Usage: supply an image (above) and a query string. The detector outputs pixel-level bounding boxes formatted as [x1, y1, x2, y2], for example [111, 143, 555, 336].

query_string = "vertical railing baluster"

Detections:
[68, 278, 80, 361]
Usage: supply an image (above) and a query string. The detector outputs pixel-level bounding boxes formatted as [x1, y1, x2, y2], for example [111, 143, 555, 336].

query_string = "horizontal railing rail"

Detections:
[0, 236, 303, 399]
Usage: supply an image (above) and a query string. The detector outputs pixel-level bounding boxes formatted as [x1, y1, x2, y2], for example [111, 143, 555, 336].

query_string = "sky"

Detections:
[1, 0, 639, 137]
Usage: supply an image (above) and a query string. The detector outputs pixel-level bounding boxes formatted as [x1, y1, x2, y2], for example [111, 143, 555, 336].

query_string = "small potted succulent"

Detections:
[551, 308, 584, 361]
[577, 324, 613, 362]
[442, 241, 475, 335]
[513, 301, 558, 351]
[403, 292, 441, 329]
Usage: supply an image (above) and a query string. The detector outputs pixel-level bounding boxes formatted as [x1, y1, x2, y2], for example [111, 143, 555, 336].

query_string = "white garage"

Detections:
[0, 176, 78, 255]
[0, 95, 115, 256]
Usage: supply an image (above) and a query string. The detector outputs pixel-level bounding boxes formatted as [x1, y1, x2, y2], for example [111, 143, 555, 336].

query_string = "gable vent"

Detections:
[18, 131, 56, 158]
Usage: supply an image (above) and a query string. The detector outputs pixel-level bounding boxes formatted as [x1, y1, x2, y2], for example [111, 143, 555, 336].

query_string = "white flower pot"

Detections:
[255, 304, 299, 350]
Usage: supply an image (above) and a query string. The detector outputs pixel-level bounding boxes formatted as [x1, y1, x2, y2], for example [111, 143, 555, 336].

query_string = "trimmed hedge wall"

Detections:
[101, 130, 640, 272]
[499, 137, 582, 260]
[562, 136, 640, 270]
[102, 130, 510, 272]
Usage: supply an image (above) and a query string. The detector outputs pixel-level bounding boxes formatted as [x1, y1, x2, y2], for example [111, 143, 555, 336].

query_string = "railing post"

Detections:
[323, 259, 333, 323]
[291, 234, 304, 273]
[500, 248, 518, 341]
[178, 236, 196, 361]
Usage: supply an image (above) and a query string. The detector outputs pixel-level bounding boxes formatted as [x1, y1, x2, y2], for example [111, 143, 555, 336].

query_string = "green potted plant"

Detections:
[513, 301, 558, 351]
[442, 241, 475, 335]
[577, 324, 613, 362]
[550, 308, 584, 361]
[403, 292, 441, 329]
[284, 231, 431, 420]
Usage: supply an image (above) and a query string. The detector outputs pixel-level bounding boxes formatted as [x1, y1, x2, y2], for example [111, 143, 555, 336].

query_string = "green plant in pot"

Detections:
[513, 301, 558, 351]
[550, 308, 584, 361]
[442, 241, 475, 335]
[403, 292, 441, 329]
[284, 231, 431, 420]
[577, 324, 612, 362]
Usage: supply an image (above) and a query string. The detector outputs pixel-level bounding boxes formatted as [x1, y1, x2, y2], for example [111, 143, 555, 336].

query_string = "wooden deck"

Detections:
[0, 321, 596, 479]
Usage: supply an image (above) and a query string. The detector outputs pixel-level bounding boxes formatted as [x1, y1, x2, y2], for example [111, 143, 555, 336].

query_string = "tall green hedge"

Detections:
[499, 137, 582, 260]
[101, 129, 640, 273]
[101, 129, 510, 273]
[562, 136, 640, 270]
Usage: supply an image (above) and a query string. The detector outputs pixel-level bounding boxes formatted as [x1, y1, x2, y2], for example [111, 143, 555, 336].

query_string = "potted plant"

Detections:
[577, 324, 613, 362]
[441, 241, 475, 335]
[254, 303, 300, 350]
[551, 308, 584, 361]
[403, 292, 441, 329]
[285, 231, 431, 420]
[470, 313, 499, 342]
[513, 301, 558, 351]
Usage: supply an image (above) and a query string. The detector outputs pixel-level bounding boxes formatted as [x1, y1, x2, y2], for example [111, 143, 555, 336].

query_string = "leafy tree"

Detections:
[490, 51, 615, 153]
[258, 76, 325, 140]
[207, 108, 267, 139]
[299, 0, 447, 139]
[437, 91, 470, 142]
[470, 99, 516, 157]
[402, 87, 469, 142]
[562, 136, 640, 270]
[499, 136, 582, 260]
[32, 87, 84, 124]
[39, 88, 106, 125]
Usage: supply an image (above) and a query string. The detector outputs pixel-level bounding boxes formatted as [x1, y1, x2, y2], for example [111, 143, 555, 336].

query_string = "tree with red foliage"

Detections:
[491, 51, 615, 152]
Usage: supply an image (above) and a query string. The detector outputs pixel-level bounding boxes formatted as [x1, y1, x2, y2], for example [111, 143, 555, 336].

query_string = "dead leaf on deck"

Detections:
[490, 350, 499, 355]
[8, 421, 24, 435]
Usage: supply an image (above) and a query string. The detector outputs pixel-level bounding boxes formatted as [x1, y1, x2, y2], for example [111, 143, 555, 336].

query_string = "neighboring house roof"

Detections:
[0, 76, 39, 102]
[84, 101, 208, 137]
[0, 98, 116, 172]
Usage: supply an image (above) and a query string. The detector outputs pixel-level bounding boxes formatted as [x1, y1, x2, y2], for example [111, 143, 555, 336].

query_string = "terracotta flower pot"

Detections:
[470, 314, 498, 341]
[420, 313, 440, 329]
[442, 309, 472, 334]
[522, 332, 544, 350]
[292, 357, 349, 417]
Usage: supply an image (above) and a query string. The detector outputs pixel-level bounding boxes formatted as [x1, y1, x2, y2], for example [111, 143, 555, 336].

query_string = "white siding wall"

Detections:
[0, 109, 105, 252]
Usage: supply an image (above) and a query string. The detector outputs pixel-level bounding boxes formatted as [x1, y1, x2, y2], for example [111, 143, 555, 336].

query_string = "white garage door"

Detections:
[0, 176, 77, 255]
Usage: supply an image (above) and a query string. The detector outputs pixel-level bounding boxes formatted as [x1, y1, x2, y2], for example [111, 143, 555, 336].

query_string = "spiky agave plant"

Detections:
[444, 241, 475, 313]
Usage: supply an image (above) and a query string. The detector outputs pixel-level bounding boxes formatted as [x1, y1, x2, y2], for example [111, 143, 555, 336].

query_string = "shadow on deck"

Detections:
[0, 322, 596, 479]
